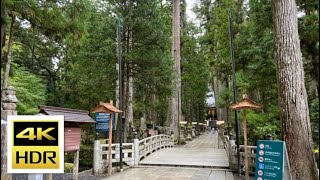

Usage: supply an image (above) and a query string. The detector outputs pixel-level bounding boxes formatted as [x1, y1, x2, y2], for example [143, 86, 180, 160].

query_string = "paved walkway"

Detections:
[102, 166, 234, 180]
[139, 131, 229, 168]
[101, 131, 234, 180]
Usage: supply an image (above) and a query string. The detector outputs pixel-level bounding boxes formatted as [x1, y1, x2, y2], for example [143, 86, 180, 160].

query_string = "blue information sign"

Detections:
[254, 140, 289, 180]
[95, 112, 115, 132]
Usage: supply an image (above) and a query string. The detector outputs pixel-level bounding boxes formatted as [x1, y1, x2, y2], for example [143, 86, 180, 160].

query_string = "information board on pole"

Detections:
[254, 140, 291, 180]
[95, 112, 115, 132]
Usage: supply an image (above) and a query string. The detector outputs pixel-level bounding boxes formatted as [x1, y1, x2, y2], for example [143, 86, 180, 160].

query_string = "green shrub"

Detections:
[64, 144, 93, 169]
[174, 137, 186, 145]
[79, 144, 93, 167]
[64, 153, 73, 163]
[64, 163, 74, 173]
[178, 139, 186, 145]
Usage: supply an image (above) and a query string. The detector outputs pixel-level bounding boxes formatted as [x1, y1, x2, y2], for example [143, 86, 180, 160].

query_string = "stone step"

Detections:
[138, 163, 231, 170]
[136, 165, 235, 171]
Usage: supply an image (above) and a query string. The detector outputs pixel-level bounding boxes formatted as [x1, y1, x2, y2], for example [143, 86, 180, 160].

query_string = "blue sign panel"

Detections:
[95, 112, 115, 132]
[254, 140, 284, 180]
[95, 123, 109, 131]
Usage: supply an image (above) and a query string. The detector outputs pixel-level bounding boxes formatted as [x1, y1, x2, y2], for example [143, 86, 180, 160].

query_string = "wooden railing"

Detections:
[138, 134, 174, 160]
[93, 134, 174, 174]
[220, 134, 257, 172]
[221, 135, 230, 156]
[99, 143, 135, 166]
[230, 144, 257, 171]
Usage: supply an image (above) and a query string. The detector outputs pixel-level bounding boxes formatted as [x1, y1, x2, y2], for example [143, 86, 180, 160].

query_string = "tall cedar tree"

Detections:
[273, 0, 319, 179]
[168, 0, 181, 137]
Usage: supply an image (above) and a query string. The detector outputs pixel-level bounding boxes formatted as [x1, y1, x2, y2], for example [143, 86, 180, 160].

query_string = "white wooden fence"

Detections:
[137, 134, 174, 161]
[220, 134, 257, 172]
[93, 134, 174, 174]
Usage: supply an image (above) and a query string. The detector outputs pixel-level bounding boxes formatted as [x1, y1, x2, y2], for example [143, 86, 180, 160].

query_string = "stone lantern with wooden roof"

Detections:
[230, 94, 262, 180]
[91, 102, 122, 176]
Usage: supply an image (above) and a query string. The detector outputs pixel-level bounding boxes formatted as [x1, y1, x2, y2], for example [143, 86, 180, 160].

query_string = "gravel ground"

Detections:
[13, 173, 73, 180]
[12, 172, 106, 180]
[12, 170, 254, 180]
[232, 173, 255, 180]
[11, 165, 130, 180]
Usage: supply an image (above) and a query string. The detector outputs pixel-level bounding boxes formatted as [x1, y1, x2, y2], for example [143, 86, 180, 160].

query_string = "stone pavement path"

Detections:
[101, 166, 234, 180]
[139, 131, 229, 168]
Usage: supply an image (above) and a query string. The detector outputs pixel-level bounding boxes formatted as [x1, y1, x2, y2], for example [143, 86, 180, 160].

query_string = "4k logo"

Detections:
[16, 127, 56, 140]
[7, 116, 64, 173]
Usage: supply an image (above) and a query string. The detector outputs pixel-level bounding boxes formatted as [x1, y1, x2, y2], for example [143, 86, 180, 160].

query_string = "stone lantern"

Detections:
[1, 86, 18, 180]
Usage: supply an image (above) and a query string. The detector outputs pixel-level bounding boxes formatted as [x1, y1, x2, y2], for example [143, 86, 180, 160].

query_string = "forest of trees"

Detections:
[1, 0, 319, 178]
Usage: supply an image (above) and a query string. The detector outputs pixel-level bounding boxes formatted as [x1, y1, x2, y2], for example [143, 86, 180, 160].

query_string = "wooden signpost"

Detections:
[91, 101, 122, 176]
[230, 94, 262, 180]
[95, 113, 115, 132]
[108, 112, 113, 175]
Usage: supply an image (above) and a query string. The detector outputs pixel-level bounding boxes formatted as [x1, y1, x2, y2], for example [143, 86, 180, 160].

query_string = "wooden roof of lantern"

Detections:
[230, 94, 262, 110]
[91, 102, 122, 113]
[38, 105, 95, 123]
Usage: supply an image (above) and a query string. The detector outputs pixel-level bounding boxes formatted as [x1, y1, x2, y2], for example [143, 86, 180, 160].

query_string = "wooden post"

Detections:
[73, 150, 79, 180]
[93, 138, 101, 175]
[108, 112, 113, 175]
[243, 109, 249, 180]
[44, 174, 52, 180]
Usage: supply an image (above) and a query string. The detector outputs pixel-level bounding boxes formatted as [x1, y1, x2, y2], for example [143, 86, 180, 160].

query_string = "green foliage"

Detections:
[80, 124, 95, 145]
[216, 88, 232, 108]
[78, 144, 93, 167]
[209, 0, 234, 81]
[181, 22, 210, 122]
[298, 0, 319, 99]
[174, 137, 186, 145]
[197, 0, 280, 145]
[64, 163, 74, 173]
[2, 0, 318, 151]
[5, 0, 93, 108]
[129, 0, 173, 126]
[237, 109, 280, 145]
[65, 144, 93, 170]
[9, 64, 46, 115]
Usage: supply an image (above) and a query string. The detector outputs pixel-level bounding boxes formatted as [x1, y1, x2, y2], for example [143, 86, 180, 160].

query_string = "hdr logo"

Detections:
[7, 115, 64, 173]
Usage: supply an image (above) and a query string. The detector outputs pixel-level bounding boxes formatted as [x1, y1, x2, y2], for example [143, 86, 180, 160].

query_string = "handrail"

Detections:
[219, 132, 257, 172]
[99, 143, 134, 165]
[138, 134, 173, 144]
[138, 134, 174, 160]
[95, 134, 174, 171]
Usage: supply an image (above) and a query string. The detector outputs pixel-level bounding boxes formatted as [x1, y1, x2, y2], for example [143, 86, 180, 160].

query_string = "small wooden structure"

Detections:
[91, 102, 122, 176]
[230, 94, 262, 180]
[38, 105, 95, 180]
